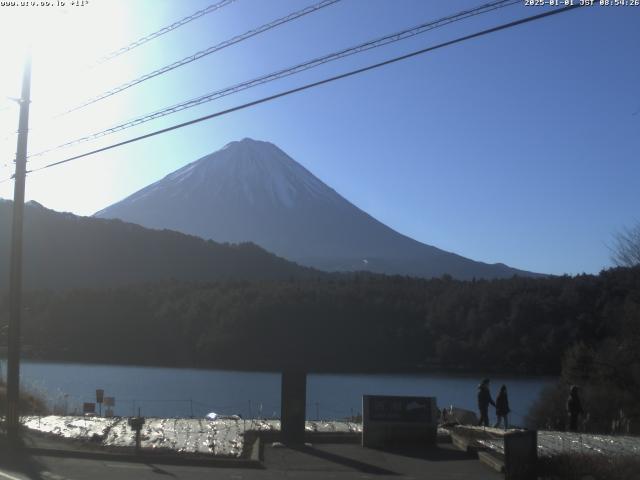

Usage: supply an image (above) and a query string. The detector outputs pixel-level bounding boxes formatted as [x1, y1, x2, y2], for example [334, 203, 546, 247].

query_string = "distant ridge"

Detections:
[95, 138, 540, 279]
[0, 199, 317, 290]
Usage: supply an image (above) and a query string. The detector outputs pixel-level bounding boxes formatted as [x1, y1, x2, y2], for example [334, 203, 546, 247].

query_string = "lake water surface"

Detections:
[10, 361, 554, 427]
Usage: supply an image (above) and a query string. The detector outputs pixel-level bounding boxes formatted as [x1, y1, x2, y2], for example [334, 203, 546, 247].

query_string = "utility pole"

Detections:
[6, 52, 32, 443]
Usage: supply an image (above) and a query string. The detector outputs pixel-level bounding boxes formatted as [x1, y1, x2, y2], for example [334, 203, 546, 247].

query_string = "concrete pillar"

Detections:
[281, 371, 306, 445]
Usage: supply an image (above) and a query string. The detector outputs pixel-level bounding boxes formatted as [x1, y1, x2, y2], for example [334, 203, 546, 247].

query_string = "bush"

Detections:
[527, 339, 640, 434]
[0, 381, 48, 416]
[525, 382, 568, 430]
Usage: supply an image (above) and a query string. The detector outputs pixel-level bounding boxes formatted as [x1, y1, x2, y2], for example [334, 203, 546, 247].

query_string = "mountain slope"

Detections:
[96, 138, 538, 279]
[0, 199, 317, 290]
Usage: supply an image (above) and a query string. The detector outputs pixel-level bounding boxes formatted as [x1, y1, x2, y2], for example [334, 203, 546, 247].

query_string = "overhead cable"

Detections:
[29, 0, 517, 160]
[61, 0, 341, 115]
[26, 3, 584, 177]
[95, 0, 238, 65]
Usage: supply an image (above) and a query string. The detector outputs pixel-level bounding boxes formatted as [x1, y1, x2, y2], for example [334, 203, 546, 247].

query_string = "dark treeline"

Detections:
[527, 268, 640, 432]
[1, 267, 638, 378]
[0, 200, 318, 290]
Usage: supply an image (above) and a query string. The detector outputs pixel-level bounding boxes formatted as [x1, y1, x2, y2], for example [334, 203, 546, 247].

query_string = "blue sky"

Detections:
[0, 0, 638, 276]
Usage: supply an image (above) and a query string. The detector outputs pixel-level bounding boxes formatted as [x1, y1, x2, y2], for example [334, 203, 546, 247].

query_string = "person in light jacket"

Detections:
[494, 384, 510, 429]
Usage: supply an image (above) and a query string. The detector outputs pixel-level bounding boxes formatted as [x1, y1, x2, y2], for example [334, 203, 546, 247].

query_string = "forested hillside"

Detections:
[0, 200, 318, 290]
[3, 267, 638, 375]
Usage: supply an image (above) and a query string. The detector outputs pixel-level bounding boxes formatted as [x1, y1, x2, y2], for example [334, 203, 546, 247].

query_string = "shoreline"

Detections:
[3, 357, 560, 378]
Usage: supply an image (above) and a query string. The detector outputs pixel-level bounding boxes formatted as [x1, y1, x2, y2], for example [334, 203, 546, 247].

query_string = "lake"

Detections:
[7, 361, 554, 426]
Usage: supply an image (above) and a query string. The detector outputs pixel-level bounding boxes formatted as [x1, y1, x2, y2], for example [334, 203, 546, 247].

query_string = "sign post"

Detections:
[96, 389, 104, 417]
[128, 416, 146, 453]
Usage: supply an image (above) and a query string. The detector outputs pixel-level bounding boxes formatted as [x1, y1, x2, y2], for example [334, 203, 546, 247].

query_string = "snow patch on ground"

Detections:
[453, 426, 640, 459]
[536, 431, 640, 458]
[22, 416, 362, 458]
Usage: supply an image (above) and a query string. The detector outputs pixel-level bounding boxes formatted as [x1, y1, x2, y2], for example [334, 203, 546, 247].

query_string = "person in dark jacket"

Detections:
[477, 378, 495, 427]
[494, 384, 510, 429]
[567, 385, 584, 432]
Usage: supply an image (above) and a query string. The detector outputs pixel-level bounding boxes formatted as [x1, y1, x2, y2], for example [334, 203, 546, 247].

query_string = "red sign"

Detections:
[96, 389, 104, 403]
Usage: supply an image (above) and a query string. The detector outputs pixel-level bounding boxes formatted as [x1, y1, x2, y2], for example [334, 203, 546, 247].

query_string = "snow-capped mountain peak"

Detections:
[95, 138, 537, 279]
[123, 138, 335, 209]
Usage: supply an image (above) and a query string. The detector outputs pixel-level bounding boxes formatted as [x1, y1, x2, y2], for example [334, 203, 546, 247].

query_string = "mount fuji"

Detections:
[95, 138, 537, 279]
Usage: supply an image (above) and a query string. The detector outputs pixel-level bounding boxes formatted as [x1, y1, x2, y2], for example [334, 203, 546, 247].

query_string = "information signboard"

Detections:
[362, 395, 437, 448]
[368, 396, 432, 422]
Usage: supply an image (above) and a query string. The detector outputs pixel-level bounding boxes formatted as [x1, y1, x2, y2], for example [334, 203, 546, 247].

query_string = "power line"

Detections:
[60, 0, 341, 116]
[2, 0, 243, 143]
[0, 170, 14, 183]
[94, 0, 238, 65]
[26, 3, 584, 177]
[28, 0, 517, 161]
[0, 154, 16, 182]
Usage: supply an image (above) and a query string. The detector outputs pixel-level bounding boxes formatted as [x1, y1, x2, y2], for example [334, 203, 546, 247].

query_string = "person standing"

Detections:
[441, 406, 448, 423]
[567, 385, 584, 432]
[477, 378, 495, 427]
[494, 384, 510, 429]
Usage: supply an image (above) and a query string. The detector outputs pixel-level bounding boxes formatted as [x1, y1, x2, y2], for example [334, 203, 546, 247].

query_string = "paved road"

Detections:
[0, 443, 501, 480]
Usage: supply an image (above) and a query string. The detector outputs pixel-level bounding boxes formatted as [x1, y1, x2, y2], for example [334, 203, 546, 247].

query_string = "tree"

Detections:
[611, 222, 640, 267]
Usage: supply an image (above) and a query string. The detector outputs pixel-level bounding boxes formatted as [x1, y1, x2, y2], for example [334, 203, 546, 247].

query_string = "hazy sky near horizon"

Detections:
[0, 0, 638, 276]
